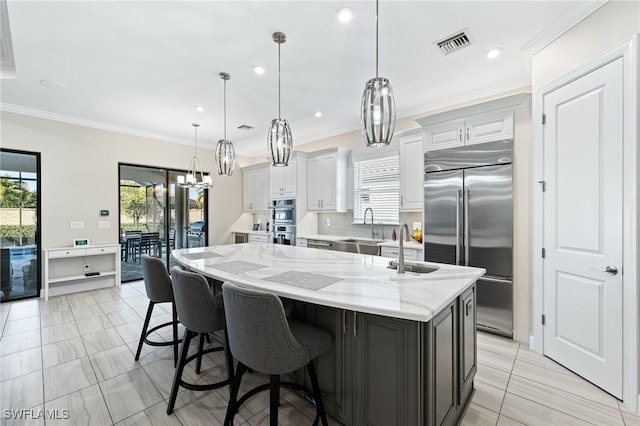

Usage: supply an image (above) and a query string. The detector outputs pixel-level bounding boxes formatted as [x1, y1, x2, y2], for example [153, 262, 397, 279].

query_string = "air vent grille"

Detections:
[436, 30, 473, 55]
[237, 124, 254, 130]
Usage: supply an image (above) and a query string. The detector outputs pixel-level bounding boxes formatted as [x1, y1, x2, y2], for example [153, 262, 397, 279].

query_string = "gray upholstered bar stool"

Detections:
[135, 254, 181, 365]
[222, 281, 331, 426]
[167, 267, 234, 415]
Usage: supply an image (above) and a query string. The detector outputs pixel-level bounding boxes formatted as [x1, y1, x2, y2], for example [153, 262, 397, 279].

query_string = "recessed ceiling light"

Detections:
[195, 105, 205, 112]
[39, 79, 66, 89]
[486, 47, 503, 59]
[253, 65, 265, 75]
[314, 111, 323, 118]
[336, 7, 353, 23]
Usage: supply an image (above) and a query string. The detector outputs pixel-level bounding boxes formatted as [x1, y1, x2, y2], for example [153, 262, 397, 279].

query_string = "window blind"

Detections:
[353, 155, 399, 224]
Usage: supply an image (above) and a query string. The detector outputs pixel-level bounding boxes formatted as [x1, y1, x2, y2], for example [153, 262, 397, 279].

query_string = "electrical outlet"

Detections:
[326, 217, 331, 227]
[84, 264, 90, 270]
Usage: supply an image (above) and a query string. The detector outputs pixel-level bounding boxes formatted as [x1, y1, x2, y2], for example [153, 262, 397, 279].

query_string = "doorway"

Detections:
[119, 164, 208, 282]
[0, 149, 41, 302]
[533, 38, 638, 409]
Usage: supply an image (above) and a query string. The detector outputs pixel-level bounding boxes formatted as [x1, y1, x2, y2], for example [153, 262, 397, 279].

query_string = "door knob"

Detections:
[591, 265, 618, 275]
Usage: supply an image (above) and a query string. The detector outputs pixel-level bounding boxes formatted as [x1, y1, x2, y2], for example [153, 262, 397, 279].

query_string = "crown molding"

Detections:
[521, 0, 608, 57]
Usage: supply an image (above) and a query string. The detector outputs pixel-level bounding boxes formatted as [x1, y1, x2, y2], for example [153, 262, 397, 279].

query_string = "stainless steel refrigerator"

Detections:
[423, 140, 513, 337]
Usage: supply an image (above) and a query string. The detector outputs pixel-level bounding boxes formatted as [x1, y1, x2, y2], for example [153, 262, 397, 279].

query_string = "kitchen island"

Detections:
[172, 243, 485, 426]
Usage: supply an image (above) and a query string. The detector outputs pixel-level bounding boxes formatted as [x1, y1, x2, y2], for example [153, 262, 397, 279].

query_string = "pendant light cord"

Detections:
[223, 79, 227, 139]
[278, 41, 281, 119]
[375, 0, 379, 78]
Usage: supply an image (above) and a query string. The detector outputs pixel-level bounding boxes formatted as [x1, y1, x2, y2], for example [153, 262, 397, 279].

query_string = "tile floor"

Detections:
[1, 282, 639, 426]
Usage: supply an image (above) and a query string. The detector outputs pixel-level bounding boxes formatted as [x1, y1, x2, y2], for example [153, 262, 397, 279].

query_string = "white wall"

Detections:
[0, 111, 245, 248]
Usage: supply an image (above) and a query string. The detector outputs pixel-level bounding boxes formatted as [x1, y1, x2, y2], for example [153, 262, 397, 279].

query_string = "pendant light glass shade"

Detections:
[267, 32, 292, 167]
[215, 72, 236, 176]
[360, 0, 396, 147]
[178, 123, 212, 189]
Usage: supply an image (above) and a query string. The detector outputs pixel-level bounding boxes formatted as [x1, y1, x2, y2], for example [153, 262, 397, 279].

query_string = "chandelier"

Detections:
[360, 0, 396, 147]
[215, 72, 236, 176]
[267, 31, 293, 167]
[177, 123, 212, 189]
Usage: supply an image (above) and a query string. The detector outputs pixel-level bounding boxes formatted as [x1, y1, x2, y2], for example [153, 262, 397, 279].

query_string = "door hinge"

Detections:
[542, 314, 546, 325]
[541, 248, 546, 258]
[537, 180, 546, 192]
[542, 114, 546, 125]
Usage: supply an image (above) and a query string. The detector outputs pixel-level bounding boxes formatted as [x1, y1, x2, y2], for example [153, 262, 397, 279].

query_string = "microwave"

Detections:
[272, 199, 295, 224]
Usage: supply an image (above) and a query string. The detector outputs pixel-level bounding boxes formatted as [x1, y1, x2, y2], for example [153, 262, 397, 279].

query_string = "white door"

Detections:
[542, 57, 623, 398]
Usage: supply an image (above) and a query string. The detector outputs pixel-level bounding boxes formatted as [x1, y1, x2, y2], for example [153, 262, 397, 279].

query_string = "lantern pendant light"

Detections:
[215, 72, 236, 176]
[360, 0, 396, 147]
[177, 123, 212, 189]
[267, 31, 292, 167]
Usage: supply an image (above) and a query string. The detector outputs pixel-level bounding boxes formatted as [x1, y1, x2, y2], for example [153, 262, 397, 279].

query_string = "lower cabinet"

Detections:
[296, 285, 476, 426]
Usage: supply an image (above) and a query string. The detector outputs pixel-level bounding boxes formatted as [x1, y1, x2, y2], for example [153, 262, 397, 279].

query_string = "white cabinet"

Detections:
[296, 237, 308, 247]
[425, 110, 513, 151]
[248, 233, 270, 243]
[399, 129, 425, 212]
[307, 147, 349, 212]
[380, 246, 423, 261]
[243, 163, 270, 212]
[43, 244, 121, 300]
[269, 152, 307, 199]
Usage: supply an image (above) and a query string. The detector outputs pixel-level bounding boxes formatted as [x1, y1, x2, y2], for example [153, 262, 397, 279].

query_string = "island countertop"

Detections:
[171, 243, 485, 323]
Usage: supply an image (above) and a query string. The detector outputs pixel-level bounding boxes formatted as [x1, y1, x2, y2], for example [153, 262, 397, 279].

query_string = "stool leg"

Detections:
[223, 329, 235, 384]
[196, 332, 205, 374]
[171, 302, 179, 367]
[224, 362, 247, 426]
[269, 374, 279, 426]
[307, 361, 328, 426]
[135, 301, 154, 361]
[167, 329, 193, 415]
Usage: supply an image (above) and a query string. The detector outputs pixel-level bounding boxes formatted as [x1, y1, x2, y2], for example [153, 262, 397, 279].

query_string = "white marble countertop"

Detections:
[172, 244, 484, 323]
[378, 240, 423, 249]
[232, 230, 271, 235]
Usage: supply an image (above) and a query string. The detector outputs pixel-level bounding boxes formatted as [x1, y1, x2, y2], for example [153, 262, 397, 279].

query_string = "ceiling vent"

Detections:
[237, 124, 254, 130]
[435, 29, 473, 55]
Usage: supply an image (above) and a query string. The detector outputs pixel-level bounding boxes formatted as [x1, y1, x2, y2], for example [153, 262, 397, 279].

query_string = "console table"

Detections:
[42, 244, 121, 300]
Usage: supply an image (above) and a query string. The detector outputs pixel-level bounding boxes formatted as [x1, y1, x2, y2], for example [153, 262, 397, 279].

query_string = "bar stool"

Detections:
[135, 255, 181, 365]
[221, 281, 331, 426]
[167, 267, 234, 415]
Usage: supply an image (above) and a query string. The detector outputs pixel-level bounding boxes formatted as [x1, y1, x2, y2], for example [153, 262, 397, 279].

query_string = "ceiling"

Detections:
[1, 0, 604, 157]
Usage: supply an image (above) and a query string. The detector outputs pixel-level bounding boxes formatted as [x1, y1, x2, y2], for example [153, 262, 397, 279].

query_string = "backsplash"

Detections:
[317, 212, 422, 240]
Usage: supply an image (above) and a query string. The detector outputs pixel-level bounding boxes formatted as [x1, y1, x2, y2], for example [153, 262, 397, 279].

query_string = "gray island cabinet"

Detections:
[172, 243, 483, 426]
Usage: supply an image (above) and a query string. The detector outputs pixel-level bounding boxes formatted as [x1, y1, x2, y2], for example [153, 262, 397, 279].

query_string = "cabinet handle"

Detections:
[400, 195, 403, 206]
[458, 128, 462, 142]
[465, 299, 472, 316]
[342, 310, 347, 335]
[466, 127, 470, 141]
[353, 311, 358, 338]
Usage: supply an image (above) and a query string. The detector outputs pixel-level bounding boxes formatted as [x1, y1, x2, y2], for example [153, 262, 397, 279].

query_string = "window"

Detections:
[353, 155, 399, 224]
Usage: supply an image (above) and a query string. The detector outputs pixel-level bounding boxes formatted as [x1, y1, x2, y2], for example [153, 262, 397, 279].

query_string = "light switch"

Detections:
[69, 221, 84, 229]
[97, 221, 110, 229]
[412, 222, 422, 231]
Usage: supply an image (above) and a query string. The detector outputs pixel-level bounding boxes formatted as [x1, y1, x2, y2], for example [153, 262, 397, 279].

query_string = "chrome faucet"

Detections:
[363, 207, 375, 239]
[398, 223, 410, 273]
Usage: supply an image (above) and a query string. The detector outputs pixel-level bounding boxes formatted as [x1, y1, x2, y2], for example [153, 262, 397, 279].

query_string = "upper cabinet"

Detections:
[424, 109, 513, 151]
[307, 147, 349, 212]
[398, 129, 425, 212]
[243, 163, 270, 212]
[269, 152, 307, 199]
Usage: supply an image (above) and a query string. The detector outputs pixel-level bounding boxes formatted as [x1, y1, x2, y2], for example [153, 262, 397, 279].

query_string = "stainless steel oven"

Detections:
[272, 199, 295, 245]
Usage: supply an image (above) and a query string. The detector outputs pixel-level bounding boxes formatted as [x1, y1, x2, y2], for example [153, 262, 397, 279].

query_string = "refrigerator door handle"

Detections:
[464, 189, 470, 266]
[456, 190, 462, 265]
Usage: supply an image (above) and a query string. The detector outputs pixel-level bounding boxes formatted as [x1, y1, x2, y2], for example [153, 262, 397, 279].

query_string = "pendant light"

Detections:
[177, 123, 212, 189]
[360, 0, 396, 147]
[267, 31, 292, 167]
[215, 72, 236, 176]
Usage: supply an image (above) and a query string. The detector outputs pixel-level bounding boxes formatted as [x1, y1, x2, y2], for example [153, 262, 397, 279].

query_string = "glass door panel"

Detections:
[0, 150, 40, 301]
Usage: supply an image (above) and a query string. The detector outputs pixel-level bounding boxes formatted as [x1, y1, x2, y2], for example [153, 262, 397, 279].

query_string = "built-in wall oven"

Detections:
[272, 199, 295, 245]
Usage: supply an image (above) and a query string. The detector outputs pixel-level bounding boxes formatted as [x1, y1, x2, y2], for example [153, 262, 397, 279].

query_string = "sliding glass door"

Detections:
[0, 149, 41, 301]
[119, 164, 208, 282]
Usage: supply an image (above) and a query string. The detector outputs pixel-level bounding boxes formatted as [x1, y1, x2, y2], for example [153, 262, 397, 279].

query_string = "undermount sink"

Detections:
[387, 260, 439, 274]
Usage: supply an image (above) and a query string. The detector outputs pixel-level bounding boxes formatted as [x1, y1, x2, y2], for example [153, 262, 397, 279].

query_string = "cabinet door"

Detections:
[464, 110, 513, 145]
[307, 157, 323, 210]
[243, 169, 256, 211]
[399, 133, 425, 211]
[258, 166, 271, 211]
[459, 285, 477, 405]
[320, 154, 337, 210]
[283, 161, 297, 197]
[353, 313, 420, 426]
[432, 301, 458, 426]
[425, 119, 464, 151]
[270, 165, 284, 198]
[303, 306, 351, 424]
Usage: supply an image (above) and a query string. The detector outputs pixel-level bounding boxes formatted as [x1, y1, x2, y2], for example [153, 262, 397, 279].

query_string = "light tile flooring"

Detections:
[1, 282, 639, 426]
